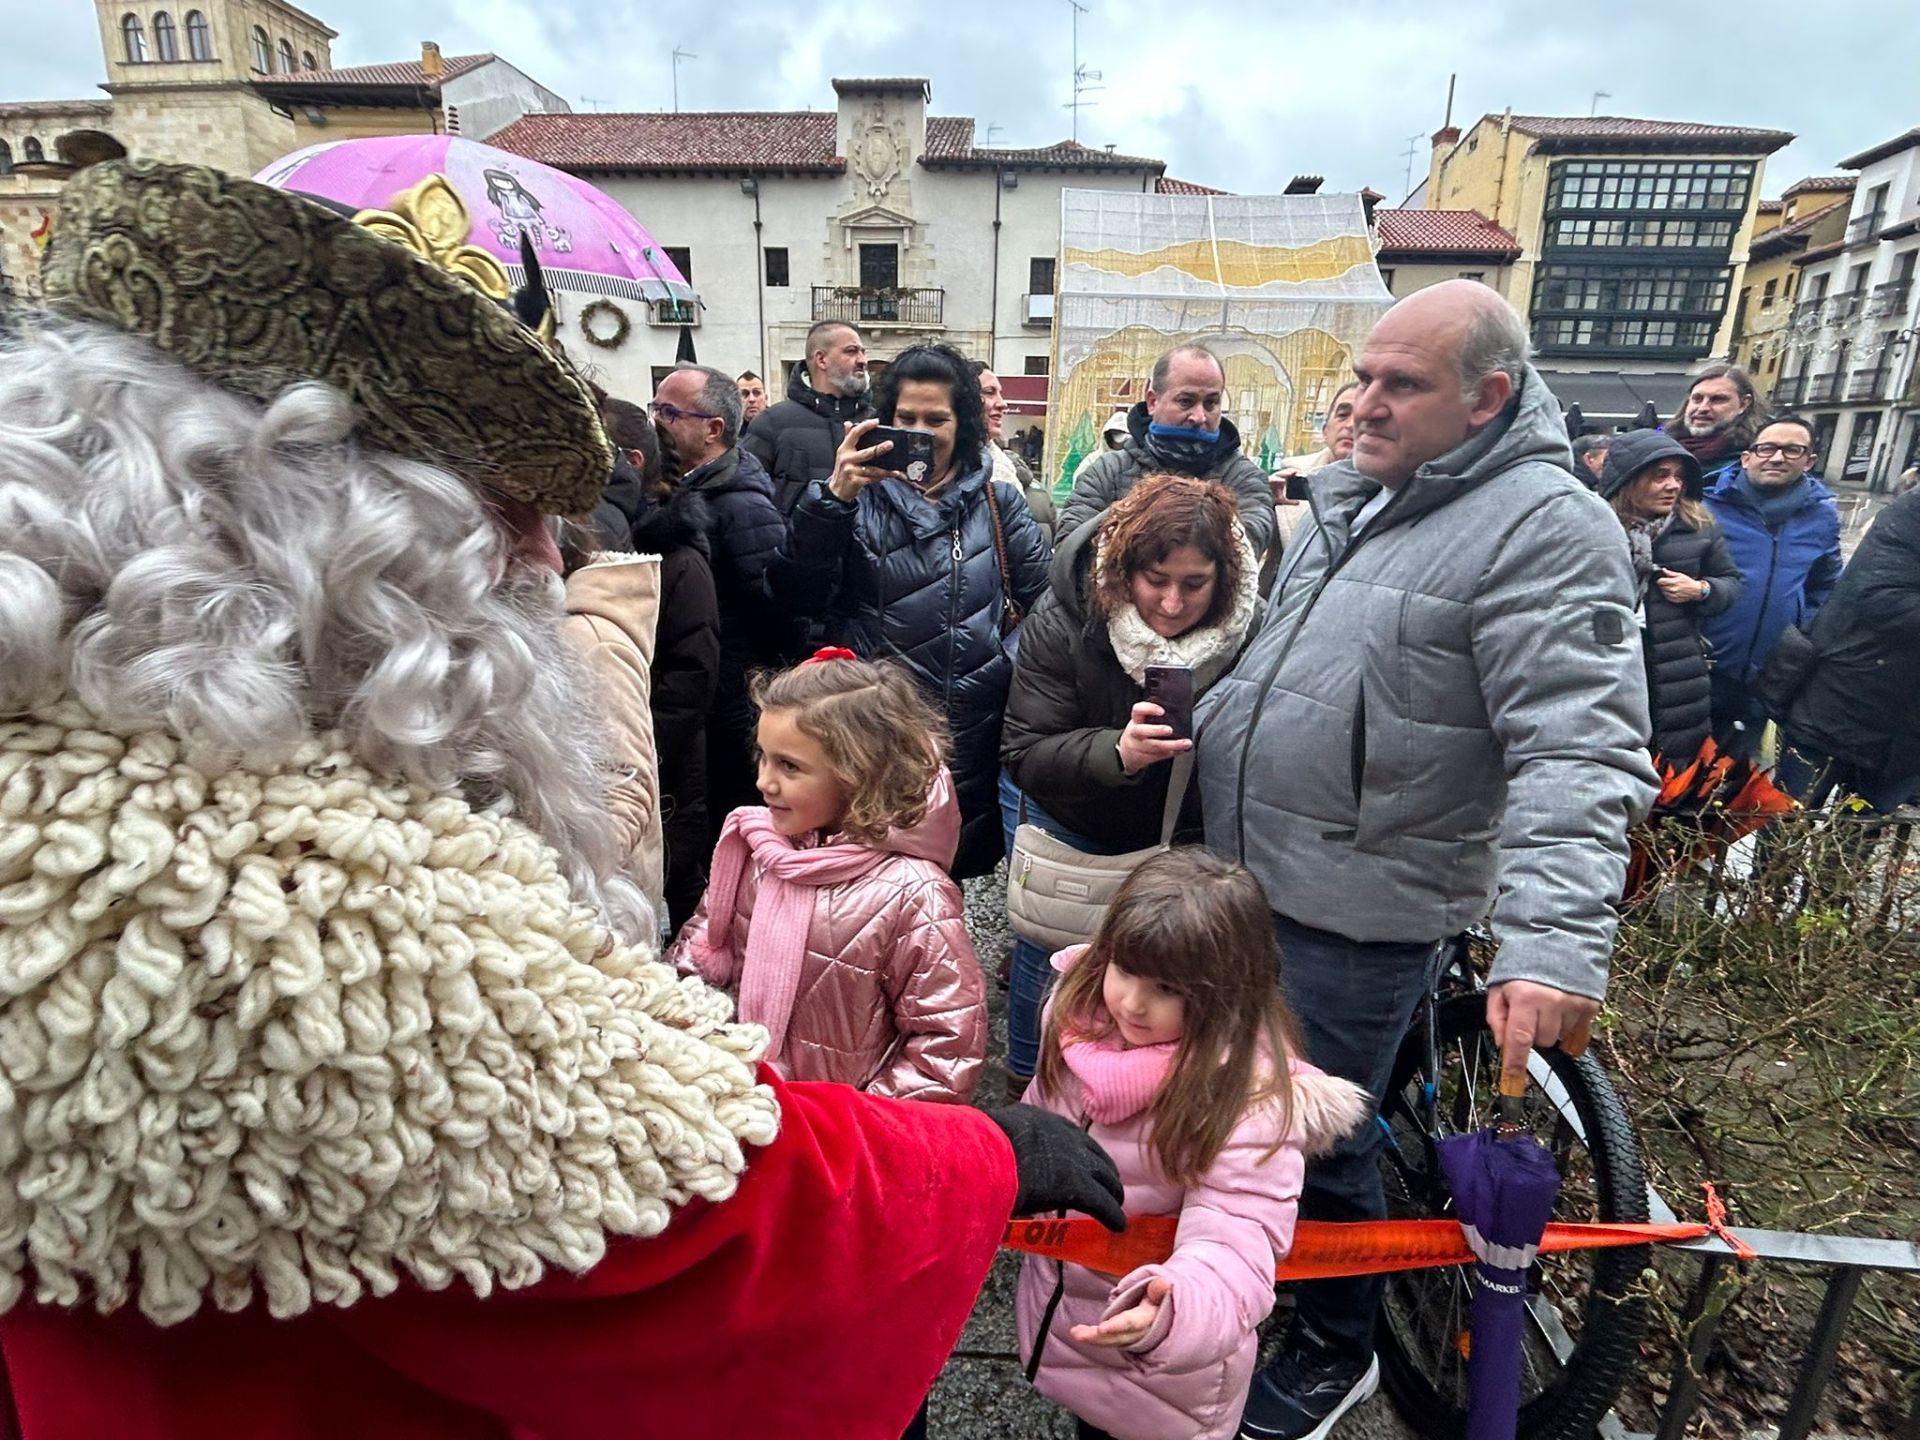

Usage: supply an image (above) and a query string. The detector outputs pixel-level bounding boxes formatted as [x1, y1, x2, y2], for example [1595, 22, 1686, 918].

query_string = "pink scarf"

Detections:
[694, 808, 891, 1062]
[1061, 1030, 1179, 1125]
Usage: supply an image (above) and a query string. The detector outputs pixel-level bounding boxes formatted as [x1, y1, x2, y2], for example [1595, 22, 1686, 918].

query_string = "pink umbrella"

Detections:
[254, 134, 695, 308]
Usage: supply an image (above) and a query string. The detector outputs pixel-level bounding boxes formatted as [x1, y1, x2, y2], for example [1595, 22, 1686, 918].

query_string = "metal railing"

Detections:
[1774, 373, 1809, 405]
[1831, 290, 1868, 324]
[1847, 365, 1894, 402]
[810, 285, 945, 327]
[1847, 209, 1886, 245]
[1630, 1222, 1920, 1440]
[1805, 371, 1841, 404]
[1791, 299, 1825, 331]
[1873, 278, 1914, 317]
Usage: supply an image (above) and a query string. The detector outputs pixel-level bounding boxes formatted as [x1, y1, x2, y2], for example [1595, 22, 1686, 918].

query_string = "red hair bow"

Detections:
[805, 646, 859, 665]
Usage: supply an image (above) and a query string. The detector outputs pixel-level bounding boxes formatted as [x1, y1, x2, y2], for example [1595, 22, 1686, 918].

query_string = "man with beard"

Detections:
[650, 362, 798, 834]
[743, 321, 874, 514]
[1667, 363, 1765, 492]
[1056, 342, 1277, 558]
[0, 158, 1123, 1440]
[1703, 414, 1843, 758]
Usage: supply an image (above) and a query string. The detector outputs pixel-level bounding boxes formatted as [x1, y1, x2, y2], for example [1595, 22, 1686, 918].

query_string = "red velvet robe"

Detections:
[0, 1071, 1017, 1439]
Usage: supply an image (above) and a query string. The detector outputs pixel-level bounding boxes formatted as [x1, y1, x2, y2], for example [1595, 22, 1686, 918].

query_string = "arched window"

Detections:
[23, 137, 45, 163]
[249, 25, 270, 72]
[301, 50, 317, 70]
[122, 13, 149, 62]
[152, 11, 178, 61]
[184, 10, 212, 59]
[0, 140, 12, 177]
[276, 38, 294, 73]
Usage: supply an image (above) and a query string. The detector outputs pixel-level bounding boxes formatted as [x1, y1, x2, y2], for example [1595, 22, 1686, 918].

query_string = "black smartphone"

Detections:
[1285, 472, 1313, 501]
[867, 426, 938, 483]
[1142, 663, 1196, 741]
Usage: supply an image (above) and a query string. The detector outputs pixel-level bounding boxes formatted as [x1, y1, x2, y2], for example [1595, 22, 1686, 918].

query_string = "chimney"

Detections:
[1284, 175, 1324, 195]
[421, 41, 443, 81]
[1500, 105, 1512, 137]
[1427, 125, 1461, 206]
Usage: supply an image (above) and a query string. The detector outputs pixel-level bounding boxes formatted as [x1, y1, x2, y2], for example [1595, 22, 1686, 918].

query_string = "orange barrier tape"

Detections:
[1000, 1215, 1711, 1281]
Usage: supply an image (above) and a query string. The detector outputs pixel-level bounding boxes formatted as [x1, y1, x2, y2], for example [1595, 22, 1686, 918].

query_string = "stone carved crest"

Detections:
[850, 102, 907, 200]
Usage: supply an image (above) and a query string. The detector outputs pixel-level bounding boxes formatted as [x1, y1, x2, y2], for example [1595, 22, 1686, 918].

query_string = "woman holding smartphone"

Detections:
[997, 475, 1259, 1086]
[771, 342, 1051, 881]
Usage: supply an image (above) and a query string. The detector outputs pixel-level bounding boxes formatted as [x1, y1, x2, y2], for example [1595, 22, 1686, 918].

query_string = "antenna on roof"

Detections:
[579, 95, 609, 112]
[985, 122, 1005, 146]
[1400, 132, 1424, 200]
[671, 46, 698, 114]
[1063, 0, 1102, 143]
[1590, 91, 1611, 116]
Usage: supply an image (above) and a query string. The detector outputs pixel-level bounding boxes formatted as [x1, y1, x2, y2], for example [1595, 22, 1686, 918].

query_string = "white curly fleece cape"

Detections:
[0, 704, 780, 1325]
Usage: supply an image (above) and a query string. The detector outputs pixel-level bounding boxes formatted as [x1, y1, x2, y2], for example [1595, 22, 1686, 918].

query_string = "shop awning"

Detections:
[1535, 369, 1694, 428]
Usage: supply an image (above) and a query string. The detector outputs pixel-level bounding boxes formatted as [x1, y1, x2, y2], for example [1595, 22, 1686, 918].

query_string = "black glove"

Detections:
[985, 1104, 1127, 1232]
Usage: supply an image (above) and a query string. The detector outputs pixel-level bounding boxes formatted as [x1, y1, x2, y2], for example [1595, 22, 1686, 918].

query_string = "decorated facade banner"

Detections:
[1045, 188, 1394, 495]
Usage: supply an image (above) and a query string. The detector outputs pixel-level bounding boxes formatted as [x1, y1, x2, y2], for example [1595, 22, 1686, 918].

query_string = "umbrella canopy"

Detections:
[1436, 1126, 1562, 1440]
[254, 135, 695, 309]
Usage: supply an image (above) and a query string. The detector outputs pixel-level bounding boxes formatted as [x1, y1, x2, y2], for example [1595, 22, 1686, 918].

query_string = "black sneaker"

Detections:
[1238, 1327, 1380, 1440]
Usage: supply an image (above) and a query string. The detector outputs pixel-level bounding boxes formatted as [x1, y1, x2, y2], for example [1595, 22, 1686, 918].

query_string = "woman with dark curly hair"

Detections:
[772, 342, 1051, 880]
[997, 475, 1260, 1082]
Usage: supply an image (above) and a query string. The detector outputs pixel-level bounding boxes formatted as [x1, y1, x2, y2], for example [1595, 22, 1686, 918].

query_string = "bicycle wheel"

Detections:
[1374, 992, 1650, 1440]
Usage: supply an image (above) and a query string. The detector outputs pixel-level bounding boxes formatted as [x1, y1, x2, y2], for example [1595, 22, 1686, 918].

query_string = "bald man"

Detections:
[1199, 282, 1657, 1438]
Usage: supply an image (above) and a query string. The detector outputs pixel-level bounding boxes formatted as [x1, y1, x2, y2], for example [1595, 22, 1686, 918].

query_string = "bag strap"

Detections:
[983, 476, 1018, 615]
[1158, 750, 1195, 848]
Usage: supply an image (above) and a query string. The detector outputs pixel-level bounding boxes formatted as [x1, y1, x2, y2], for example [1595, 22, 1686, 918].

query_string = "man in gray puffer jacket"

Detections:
[1207, 281, 1657, 1440]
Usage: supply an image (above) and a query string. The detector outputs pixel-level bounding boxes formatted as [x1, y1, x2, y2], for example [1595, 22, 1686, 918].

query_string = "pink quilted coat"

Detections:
[1016, 947, 1370, 1439]
[669, 772, 985, 1103]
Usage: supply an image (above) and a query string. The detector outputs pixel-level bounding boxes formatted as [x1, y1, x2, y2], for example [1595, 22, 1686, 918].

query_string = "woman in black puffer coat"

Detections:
[1599, 428, 1742, 767]
[771, 344, 1051, 879]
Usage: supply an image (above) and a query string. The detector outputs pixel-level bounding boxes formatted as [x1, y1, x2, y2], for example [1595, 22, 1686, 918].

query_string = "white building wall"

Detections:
[443, 61, 570, 142]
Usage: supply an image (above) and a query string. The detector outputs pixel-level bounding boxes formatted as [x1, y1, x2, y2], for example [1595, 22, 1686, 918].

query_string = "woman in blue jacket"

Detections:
[772, 343, 1051, 879]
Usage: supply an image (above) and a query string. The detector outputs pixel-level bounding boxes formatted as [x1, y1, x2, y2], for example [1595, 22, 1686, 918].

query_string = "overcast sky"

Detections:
[5, 1, 1913, 201]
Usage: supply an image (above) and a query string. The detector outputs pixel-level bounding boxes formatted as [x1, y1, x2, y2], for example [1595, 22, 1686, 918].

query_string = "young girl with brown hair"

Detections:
[1016, 849, 1369, 1440]
[669, 649, 987, 1102]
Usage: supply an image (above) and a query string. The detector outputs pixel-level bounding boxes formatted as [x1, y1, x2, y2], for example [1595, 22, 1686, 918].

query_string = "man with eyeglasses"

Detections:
[1702, 416, 1843, 759]
[652, 363, 798, 833]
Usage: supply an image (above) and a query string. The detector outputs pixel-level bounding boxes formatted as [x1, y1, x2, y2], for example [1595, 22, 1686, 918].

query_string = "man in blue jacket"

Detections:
[1701, 415, 1843, 759]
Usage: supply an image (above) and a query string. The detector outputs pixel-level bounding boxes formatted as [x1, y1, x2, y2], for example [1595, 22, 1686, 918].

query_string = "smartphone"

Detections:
[1284, 472, 1314, 502]
[867, 425, 937, 484]
[1142, 663, 1196, 741]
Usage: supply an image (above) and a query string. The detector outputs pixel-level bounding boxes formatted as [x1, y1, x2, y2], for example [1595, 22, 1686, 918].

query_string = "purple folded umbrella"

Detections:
[1436, 1126, 1563, 1440]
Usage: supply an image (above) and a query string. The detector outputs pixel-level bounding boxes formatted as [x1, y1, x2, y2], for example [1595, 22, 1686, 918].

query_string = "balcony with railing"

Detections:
[1870, 278, 1913, 318]
[1774, 373, 1808, 406]
[811, 286, 945, 327]
[1804, 372, 1842, 404]
[1791, 298, 1826, 331]
[1846, 209, 1886, 245]
[1829, 290, 1867, 324]
[1846, 364, 1895, 402]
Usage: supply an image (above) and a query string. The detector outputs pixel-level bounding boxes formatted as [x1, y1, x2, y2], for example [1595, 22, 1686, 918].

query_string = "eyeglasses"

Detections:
[1749, 442, 1812, 460]
[648, 400, 719, 424]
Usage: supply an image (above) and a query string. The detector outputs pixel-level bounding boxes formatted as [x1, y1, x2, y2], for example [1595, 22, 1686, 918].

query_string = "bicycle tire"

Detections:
[1374, 992, 1650, 1440]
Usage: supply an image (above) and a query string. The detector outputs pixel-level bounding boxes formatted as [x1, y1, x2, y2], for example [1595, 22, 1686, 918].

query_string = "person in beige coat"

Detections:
[563, 551, 669, 930]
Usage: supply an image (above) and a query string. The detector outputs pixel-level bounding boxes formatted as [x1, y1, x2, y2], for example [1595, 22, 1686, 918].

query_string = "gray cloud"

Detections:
[5, 0, 1912, 200]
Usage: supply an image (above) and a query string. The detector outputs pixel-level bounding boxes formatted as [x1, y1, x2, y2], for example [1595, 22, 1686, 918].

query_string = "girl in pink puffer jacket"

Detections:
[670, 650, 986, 1102]
[1017, 849, 1370, 1440]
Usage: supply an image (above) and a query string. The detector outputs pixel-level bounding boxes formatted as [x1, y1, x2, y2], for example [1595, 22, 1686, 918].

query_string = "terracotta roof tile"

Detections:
[1156, 176, 1228, 195]
[1752, 198, 1853, 259]
[1840, 127, 1920, 171]
[1758, 199, 1784, 213]
[491, 111, 845, 172]
[1508, 114, 1792, 147]
[1375, 208, 1521, 257]
[267, 53, 496, 88]
[1780, 174, 1857, 199]
[494, 108, 1162, 173]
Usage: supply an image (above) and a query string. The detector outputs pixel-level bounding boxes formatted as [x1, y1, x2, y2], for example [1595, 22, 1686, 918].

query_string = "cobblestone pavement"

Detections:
[931, 871, 1417, 1440]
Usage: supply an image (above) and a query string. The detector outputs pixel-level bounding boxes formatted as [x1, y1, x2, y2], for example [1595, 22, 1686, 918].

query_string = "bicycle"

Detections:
[1372, 931, 1651, 1439]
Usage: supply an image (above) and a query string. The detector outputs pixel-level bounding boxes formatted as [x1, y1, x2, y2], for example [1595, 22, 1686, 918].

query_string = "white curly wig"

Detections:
[0, 315, 651, 943]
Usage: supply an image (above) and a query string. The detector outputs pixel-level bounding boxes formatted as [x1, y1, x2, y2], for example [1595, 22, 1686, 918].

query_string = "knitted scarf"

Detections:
[1673, 430, 1738, 470]
[0, 702, 780, 1327]
[1097, 525, 1260, 689]
[1060, 1031, 1178, 1125]
[693, 808, 892, 1065]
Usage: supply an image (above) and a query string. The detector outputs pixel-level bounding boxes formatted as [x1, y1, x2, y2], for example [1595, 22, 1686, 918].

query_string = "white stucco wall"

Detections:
[444, 60, 570, 143]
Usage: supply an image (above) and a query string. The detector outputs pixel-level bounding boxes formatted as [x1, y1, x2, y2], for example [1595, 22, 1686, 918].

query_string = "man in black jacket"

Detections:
[1765, 488, 1920, 813]
[652, 363, 799, 835]
[742, 321, 874, 514]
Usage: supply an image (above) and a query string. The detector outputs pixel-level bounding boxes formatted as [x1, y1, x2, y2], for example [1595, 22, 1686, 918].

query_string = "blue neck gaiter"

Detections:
[1144, 421, 1222, 473]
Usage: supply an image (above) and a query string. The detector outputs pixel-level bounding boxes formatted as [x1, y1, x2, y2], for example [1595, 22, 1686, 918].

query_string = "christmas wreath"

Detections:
[579, 298, 631, 350]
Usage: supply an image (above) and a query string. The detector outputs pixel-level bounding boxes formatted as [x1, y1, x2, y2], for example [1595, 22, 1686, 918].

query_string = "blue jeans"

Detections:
[998, 771, 1123, 1079]
[1268, 911, 1440, 1359]
[1776, 740, 1920, 815]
